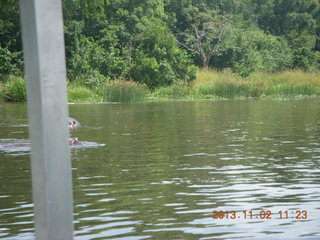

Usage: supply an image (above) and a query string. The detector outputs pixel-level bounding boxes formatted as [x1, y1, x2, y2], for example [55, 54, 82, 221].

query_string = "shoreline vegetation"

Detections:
[1, 69, 319, 103]
[1, 1, 319, 102]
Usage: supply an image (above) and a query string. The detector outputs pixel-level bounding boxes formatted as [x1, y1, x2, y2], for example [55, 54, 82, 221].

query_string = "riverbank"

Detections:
[154, 69, 320, 100]
[1, 69, 320, 102]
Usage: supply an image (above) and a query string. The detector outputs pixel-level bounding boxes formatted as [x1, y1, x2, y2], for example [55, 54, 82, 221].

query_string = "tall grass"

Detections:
[248, 70, 320, 86]
[0, 82, 3, 103]
[266, 83, 316, 97]
[192, 69, 320, 99]
[68, 84, 102, 102]
[1, 69, 319, 103]
[2, 75, 27, 102]
[152, 84, 191, 99]
[196, 82, 263, 98]
[104, 80, 148, 102]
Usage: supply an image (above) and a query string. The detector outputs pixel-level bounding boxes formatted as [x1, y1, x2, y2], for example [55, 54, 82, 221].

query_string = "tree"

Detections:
[0, 1, 23, 77]
[130, 18, 197, 88]
[229, 29, 293, 76]
[177, 10, 232, 68]
[252, 0, 319, 36]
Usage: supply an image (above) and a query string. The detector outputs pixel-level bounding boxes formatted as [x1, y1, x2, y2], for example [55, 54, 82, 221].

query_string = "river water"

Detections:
[0, 99, 320, 240]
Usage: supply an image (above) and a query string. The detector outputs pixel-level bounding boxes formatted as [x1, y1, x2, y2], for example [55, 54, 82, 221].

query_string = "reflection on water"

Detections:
[0, 139, 105, 155]
[0, 139, 30, 154]
[1, 99, 320, 239]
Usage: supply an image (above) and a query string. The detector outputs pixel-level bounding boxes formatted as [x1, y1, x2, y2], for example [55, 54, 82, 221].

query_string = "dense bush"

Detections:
[129, 20, 197, 88]
[0, 0, 319, 93]
[62, 1, 197, 89]
[0, 47, 22, 75]
[223, 29, 294, 77]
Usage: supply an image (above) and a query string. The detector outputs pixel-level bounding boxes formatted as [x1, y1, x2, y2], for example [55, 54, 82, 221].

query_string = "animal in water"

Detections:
[0, 117, 84, 151]
[69, 137, 84, 145]
[68, 117, 83, 144]
[69, 117, 80, 129]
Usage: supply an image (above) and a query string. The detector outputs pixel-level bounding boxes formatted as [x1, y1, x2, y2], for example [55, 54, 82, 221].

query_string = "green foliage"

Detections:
[1, 0, 319, 87]
[196, 82, 262, 98]
[61, 0, 197, 88]
[68, 84, 101, 102]
[196, 80, 318, 99]
[129, 19, 197, 87]
[152, 84, 191, 99]
[1, 69, 318, 103]
[0, 0, 18, 17]
[228, 29, 294, 76]
[178, 9, 232, 68]
[66, 29, 106, 81]
[266, 83, 316, 97]
[253, 0, 319, 36]
[104, 80, 148, 102]
[0, 3, 23, 76]
[2, 75, 26, 102]
[293, 47, 320, 70]
[193, 69, 320, 99]
[0, 47, 22, 75]
[130, 57, 161, 88]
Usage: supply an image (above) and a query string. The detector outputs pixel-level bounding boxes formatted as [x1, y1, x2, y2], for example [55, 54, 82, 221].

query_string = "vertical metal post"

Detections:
[19, 0, 74, 239]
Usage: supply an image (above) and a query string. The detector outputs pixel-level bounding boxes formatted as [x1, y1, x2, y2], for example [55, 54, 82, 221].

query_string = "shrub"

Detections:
[129, 21, 197, 88]
[292, 47, 320, 71]
[219, 29, 294, 76]
[130, 57, 162, 89]
[0, 47, 23, 75]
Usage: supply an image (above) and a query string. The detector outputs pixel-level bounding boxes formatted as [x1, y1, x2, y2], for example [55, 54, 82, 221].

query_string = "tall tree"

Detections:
[178, 10, 231, 68]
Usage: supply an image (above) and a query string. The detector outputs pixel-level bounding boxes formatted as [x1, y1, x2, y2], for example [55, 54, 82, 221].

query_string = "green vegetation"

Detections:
[1, 69, 319, 102]
[195, 82, 261, 99]
[104, 80, 148, 102]
[0, 0, 319, 102]
[193, 69, 320, 99]
[68, 84, 102, 102]
[152, 69, 320, 99]
[2, 75, 26, 102]
[151, 84, 191, 99]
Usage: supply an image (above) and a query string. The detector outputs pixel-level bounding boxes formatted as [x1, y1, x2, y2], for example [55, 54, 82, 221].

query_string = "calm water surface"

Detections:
[0, 99, 320, 240]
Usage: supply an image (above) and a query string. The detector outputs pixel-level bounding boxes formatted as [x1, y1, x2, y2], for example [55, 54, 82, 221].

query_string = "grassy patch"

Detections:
[104, 80, 148, 102]
[195, 82, 261, 99]
[151, 84, 191, 99]
[248, 70, 320, 87]
[2, 75, 27, 102]
[191, 69, 320, 99]
[266, 83, 316, 97]
[68, 84, 102, 102]
[1, 69, 319, 103]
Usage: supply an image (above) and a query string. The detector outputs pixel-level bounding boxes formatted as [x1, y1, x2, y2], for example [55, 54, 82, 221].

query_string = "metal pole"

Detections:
[19, 0, 74, 239]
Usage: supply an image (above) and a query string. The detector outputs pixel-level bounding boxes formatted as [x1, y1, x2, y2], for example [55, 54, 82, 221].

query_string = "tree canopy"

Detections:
[0, 0, 319, 87]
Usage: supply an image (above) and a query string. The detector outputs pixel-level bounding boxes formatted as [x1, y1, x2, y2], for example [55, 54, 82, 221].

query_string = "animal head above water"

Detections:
[68, 117, 80, 129]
